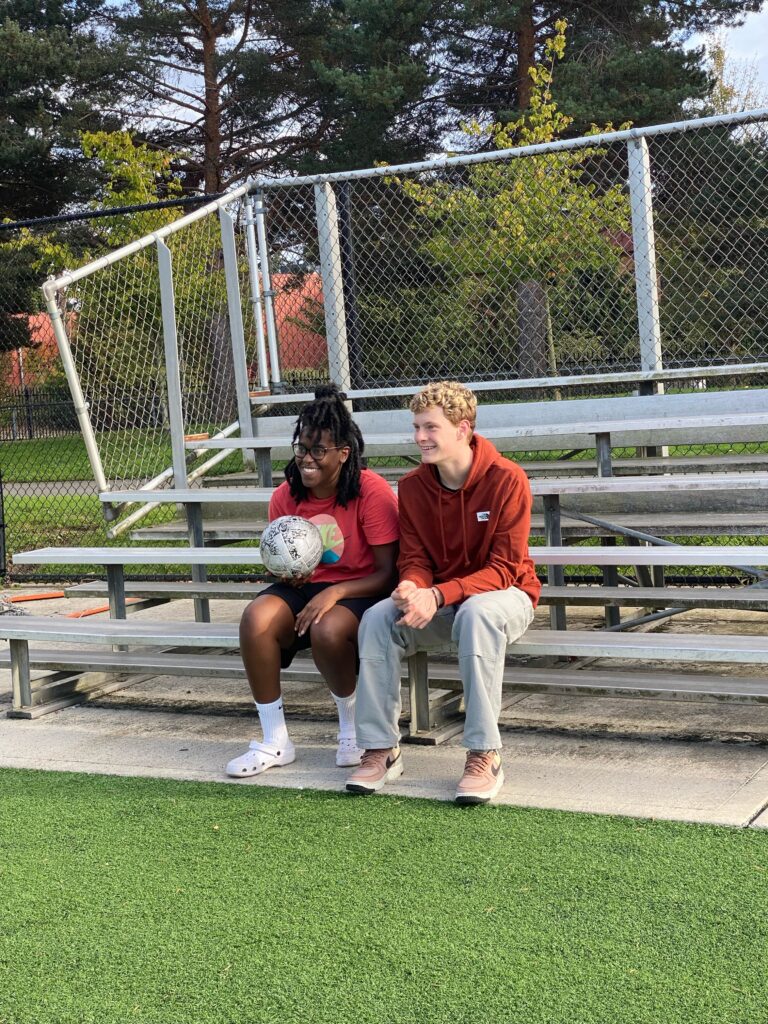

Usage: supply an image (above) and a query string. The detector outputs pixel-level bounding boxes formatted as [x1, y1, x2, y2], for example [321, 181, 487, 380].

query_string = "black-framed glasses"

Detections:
[292, 442, 348, 461]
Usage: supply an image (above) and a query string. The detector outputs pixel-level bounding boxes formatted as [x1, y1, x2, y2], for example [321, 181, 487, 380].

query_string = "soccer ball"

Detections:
[260, 516, 324, 580]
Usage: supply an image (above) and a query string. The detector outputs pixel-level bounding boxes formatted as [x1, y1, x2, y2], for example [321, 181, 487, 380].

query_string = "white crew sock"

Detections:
[332, 692, 356, 740]
[255, 697, 289, 747]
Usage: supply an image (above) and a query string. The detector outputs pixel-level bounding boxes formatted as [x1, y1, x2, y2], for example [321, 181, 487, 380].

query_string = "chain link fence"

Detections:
[0, 195, 241, 580]
[2, 109, 768, 582]
[257, 113, 768, 394]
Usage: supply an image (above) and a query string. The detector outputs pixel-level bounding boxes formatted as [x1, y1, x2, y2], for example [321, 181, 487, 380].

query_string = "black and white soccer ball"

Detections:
[260, 515, 324, 580]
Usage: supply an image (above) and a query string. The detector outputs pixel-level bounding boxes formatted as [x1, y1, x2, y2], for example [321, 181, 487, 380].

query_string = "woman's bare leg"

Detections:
[310, 605, 360, 697]
[226, 596, 300, 777]
[239, 595, 296, 703]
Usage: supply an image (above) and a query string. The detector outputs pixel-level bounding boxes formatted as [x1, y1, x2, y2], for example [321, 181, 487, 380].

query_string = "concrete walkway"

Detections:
[3, 588, 768, 828]
[3, 703, 768, 827]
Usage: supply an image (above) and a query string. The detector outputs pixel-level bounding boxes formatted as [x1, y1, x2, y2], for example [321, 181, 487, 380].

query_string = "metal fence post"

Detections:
[156, 239, 188, 489]
[314, 182, 352, 393]
[41, 283, 109, 498]
[254, 190, 283, 389]
[219, 206, 256, 473]
[243, 192, 269, 390]
[628, 136, 668, 465]
[337, 182, 363, 389]
[627, 136, 663, 378]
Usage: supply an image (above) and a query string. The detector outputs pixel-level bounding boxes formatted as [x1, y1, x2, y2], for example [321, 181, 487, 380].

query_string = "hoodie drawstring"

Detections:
[438, 488, 448, 561]
[435, 471, 471, 566]
[460, 489, 469, 565]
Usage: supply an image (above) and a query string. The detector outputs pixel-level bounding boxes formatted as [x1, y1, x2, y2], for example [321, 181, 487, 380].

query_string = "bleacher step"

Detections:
[130, 511, 768, 544]
[7, 648, 768, 704]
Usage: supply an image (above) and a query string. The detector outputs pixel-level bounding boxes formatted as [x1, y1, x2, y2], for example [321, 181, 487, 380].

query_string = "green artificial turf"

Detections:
[1, 769, 767, 1024]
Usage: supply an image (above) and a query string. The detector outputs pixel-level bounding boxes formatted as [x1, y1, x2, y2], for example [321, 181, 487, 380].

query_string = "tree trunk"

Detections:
[516, 3, 535, 111]
[207, 310, 238, 422]
[201, 17, 222, 193]
[516, 279, 550, 379]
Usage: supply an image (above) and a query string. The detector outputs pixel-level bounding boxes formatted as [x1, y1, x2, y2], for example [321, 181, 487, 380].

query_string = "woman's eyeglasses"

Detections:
[292, 442, 348, 461]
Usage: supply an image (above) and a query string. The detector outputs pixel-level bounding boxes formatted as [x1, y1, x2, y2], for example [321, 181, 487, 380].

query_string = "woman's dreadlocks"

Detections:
[285, 384, 365, 507]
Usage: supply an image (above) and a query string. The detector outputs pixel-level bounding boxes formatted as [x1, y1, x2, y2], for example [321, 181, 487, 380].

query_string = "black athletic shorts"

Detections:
[261, 580, 386, 669]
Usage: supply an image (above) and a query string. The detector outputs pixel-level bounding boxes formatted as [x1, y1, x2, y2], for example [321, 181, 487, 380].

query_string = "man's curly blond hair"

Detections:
[409, 380, 477, 429]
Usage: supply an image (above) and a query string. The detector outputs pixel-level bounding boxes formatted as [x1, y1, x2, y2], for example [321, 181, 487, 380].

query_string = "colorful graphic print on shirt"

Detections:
[308, 513, 345, 564]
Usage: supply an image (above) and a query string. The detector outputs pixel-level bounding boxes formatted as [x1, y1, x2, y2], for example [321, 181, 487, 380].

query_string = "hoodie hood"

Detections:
[414, 433, 507, 494]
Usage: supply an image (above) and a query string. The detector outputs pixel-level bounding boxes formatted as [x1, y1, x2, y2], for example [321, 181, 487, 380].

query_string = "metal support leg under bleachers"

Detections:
[544, 495, 567, 630]
[107, 565, 127, 619]
[595, 432, 621, 628]
[256, 449, 273, 487]
[404, 652, 464, 745]
[186, 501, 210, 623]
[10, 638, 31, 712]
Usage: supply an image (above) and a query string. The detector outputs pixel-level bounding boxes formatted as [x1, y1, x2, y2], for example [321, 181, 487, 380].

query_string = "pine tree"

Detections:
[301, 0, 442, 173]
[106, 0, 441, 192]
[437, 1, 763, 132]
[0, 0, 126, 220]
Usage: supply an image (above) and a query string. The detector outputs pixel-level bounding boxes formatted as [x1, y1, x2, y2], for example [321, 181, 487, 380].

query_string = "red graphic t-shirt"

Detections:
[268, 469, 399, 583]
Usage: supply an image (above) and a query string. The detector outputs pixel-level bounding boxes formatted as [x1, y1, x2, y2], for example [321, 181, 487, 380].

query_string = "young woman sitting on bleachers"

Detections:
[226, 383, 399, 778]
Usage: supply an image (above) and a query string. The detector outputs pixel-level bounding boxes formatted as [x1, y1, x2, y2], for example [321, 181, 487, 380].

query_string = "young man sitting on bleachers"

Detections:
[346, 380, 540, 804]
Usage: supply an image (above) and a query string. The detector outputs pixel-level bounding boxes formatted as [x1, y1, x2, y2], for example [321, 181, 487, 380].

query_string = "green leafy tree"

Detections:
[696, 32, 768, 115]
[384, 21, 635, 380]
[79, 130, 183, 243]
[68, 131, 240, 454]
[0, 128, 181, 358]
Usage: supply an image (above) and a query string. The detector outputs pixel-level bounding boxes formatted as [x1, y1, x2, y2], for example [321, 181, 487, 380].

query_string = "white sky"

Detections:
[689, 2, 768, 103]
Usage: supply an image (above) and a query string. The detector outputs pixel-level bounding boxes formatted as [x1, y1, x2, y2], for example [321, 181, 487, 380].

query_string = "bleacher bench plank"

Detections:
[522, 455, 768, 477]
[99, 472, 768, 529]
[101, 488, 276, 504]
[245, 368, 768, 407]
[6, 617, 768, 726]
[17, 544, 768, 635]
[1, 617, 240, 646]
[539, 585, 768, 610]
[16, 544, 768, 568]
[515, 628, 768, 660]
[63, 580, 768, 612]
[100, 471, 768, 507]
[65, 581, 269, 600]
[4, 650, 768, 710]
[130, 512, 768, 544]
[186, 410, 768, 457]
[204, 454, 768, 478]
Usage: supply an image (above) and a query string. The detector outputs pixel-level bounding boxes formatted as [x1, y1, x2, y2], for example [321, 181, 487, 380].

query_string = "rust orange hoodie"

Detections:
[398, 433, 541, 608]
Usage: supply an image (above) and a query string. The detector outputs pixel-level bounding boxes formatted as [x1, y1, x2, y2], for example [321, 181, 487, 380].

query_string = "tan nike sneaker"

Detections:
[455, 750, 504, 805]
[345, 747, 403, 795]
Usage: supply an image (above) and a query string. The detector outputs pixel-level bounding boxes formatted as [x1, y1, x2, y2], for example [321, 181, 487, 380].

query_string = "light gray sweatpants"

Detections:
[355, 587, 535, 751]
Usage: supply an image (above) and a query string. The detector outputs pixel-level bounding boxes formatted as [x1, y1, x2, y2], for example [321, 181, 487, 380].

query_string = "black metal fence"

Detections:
[0, 472, 6, 578]
[0, 385, 78, 440]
